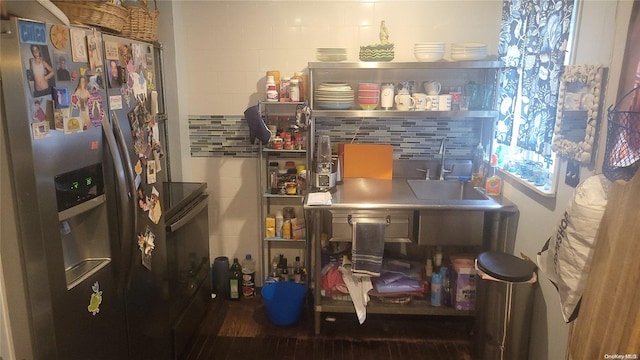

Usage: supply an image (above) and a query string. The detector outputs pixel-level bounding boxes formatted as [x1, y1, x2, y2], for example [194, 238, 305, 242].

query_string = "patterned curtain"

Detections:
[497, 0, 575, 154]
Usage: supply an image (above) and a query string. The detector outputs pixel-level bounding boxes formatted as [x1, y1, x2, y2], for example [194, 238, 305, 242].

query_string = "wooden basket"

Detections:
[121, 0, 158, 42]
[53, 1, 128, 33]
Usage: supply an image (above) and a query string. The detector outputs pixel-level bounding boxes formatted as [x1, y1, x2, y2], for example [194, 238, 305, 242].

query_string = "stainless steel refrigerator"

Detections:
[1, 17, 211, 359]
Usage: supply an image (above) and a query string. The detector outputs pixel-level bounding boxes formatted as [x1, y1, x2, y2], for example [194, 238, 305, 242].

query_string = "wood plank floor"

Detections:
[181, 291, 476, 360]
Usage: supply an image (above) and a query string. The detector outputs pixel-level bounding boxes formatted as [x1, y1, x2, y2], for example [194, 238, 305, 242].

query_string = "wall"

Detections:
[159, 1, 630, 360]
[165, 0, 503, 276]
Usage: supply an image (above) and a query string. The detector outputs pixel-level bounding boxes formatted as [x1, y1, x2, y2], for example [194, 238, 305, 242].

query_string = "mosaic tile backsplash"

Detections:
[189, 115, 485, 160]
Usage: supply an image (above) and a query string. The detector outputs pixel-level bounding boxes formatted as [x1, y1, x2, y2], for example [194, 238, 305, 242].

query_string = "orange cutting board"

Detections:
[343, 144, 394, 179]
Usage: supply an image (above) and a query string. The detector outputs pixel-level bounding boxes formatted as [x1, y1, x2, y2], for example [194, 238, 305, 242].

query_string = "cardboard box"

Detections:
[454, 267, 476, 311]
[451, 255, 476, 311]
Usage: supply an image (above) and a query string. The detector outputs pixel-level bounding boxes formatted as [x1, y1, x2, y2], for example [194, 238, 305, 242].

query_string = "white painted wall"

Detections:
[164, 0, 504, 278]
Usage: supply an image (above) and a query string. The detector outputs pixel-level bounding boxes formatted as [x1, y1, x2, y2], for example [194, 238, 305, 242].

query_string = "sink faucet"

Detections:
[416, 168, 431, 180]
[439, 137, 451, 180]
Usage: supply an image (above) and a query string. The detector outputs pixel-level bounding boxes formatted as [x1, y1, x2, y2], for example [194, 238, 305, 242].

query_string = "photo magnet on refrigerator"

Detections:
[138, 226, 156, 271]
[87, 282, 103, 316]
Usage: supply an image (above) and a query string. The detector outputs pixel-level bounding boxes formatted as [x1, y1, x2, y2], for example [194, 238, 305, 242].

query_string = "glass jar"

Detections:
[290, 78, 300, 102]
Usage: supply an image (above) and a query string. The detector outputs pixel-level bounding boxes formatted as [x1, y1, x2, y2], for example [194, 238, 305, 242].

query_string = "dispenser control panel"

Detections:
[55, 163, 104, 212]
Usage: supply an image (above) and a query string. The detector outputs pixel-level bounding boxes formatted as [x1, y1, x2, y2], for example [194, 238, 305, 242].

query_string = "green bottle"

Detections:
[229, 258, 242, 300]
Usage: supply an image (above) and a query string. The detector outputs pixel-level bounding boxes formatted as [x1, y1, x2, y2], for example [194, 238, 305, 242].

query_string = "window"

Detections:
[494, 0, 578, 195]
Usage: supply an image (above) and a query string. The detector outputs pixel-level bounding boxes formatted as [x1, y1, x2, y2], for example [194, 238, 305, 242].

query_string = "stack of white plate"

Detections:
[451, 42, 487, 61]
[316, 48, 347, 62]
[414, 42, 445, 62]
[314, 82, 354, 110]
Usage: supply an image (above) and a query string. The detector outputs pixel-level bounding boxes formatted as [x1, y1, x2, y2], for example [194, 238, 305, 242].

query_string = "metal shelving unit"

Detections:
[307, 61, 503, 334]
[257, 102, 310, 287]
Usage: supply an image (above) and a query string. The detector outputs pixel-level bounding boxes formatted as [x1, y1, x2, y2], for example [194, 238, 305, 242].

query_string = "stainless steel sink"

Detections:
[406, 179, 499, 206]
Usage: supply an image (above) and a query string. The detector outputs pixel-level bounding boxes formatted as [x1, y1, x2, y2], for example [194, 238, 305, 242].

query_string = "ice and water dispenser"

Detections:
[55, 163, 112, 289]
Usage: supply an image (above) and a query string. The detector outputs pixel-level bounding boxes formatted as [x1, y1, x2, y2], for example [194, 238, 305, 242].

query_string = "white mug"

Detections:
[380, 84, 395, 109]
[412, 93, 428, 111]
[424, 81, 442, 95]
[426, 95, 439, 111]
[395, 93, 415, 111]
[438, 94, 452, 111]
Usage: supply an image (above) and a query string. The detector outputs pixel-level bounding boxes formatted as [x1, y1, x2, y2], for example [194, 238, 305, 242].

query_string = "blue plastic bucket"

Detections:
[261, 282, 306, 326]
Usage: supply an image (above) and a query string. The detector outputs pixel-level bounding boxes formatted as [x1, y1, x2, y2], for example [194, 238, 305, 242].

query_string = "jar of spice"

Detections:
[272, 136, 283, 150]
[280, 77, 291, 102]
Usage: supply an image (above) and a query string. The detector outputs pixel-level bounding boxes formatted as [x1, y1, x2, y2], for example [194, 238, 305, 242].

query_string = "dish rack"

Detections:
[603, 86, 640, 181]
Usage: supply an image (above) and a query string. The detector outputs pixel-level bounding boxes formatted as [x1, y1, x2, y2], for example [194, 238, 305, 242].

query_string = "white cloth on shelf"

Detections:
[338, 266, 373, 325]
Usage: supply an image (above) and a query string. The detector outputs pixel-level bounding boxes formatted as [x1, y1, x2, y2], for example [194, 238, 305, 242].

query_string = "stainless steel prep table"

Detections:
[304, 178, 519, 335]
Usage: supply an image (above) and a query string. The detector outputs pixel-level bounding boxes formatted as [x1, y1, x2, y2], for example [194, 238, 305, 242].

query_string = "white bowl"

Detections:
[451, 42, 487, 49]
[414, 52, 444, 62]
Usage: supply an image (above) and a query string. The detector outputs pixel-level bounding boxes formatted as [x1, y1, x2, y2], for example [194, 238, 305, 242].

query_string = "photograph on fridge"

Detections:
[23, 43, 55, 98]
[31, 98, 46, 122]
[54, 51, 71, 81]
[87, 29, 104, 71]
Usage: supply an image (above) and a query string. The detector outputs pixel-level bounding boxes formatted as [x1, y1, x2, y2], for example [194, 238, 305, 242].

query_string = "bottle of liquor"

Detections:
[471, 143, 485, 187]
[280, 257, 289, 281]
[293, 256, 303, 283]
[228, 258, 242, 300]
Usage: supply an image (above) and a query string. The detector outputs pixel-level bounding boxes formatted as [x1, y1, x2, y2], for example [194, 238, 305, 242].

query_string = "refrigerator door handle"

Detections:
[111, 112, 138, 288]
[102, 117, 135, 290]
[111, 112, 137, 201]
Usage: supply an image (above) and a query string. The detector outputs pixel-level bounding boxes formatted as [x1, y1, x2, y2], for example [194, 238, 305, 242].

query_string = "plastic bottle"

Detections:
[266, 75, 278, 102]
[228, 258, 242, 300]
[241, 254, 256, 298]
[440, 266, 452, 307]
[485, 154, 502, 196]
[290, 78, 300, 102]
[275, 210, 284, 238]
[431, 272, 442, 307]
[266, 261, 279, 284]
[292, 71, 306, 102]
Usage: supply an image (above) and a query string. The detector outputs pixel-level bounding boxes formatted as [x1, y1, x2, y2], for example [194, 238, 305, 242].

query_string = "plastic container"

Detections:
[241, 254, 256, 298]
[292, 71, 306, 102]
[290, 78, 300, 102]
[275, 211, 284, 238]
[266, 75, 278, 102]
[261, 281, 306, 326]
[431, 272, 442, 307]
[485, 154, 502, 196]
[211, 256, 230, 297]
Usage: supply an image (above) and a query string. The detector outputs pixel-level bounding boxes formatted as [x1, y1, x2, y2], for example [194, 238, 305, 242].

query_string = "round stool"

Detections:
[476, 251, 537, 360]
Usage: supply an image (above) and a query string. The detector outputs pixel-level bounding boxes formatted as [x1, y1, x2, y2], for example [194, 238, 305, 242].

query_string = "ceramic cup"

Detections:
[438, 94, 452, 111]
[412, 93, 428, 111]
[380, 84, 395, 109]
[395, 93, 415, 111]
[426, 95, 439, 111]
[424, 81, 442, 95]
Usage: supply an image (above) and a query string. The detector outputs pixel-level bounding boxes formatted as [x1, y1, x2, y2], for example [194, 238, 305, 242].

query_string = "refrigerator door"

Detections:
[0, 18, 128, 359]
[101, 33, 174, 359]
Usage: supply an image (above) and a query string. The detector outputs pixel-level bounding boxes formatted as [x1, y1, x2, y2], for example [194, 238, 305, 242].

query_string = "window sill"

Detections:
[498, 168, 557, 198]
